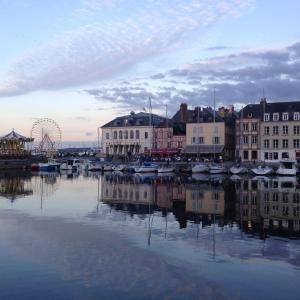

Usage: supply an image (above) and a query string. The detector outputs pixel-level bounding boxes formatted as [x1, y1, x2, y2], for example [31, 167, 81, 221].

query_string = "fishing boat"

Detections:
[134, 163, 158, 173]
[251, 165, 273, 175]
[230, 165, 248, 174]
[209, 164, 227, 174]
[276, 160, 297, 176]
[192, 164, 209, 173]
[157, 166, 175, 173]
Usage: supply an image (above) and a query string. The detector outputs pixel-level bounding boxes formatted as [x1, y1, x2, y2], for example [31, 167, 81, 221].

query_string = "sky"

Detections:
[1, 0, 300, 142]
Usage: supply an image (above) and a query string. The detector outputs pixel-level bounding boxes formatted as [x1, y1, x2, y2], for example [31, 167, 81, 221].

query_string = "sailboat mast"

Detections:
[213, 89, 216, 162]
[149, 96, 152, 157]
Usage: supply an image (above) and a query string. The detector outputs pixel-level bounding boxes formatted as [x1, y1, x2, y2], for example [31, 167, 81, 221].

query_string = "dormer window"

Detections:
[283, 113, 289, 121]
[273, 113, 279, 121]
[294, 112, 300, 121]
[247, 112, 252, 118]
[264, 113, 270, 121]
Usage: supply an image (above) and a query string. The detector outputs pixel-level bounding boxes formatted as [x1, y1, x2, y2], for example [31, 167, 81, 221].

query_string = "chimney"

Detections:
[180, 103, 188, 123]
[260, 97, 267, 113]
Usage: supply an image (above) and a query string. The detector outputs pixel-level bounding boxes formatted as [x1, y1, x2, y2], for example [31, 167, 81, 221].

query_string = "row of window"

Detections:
[191, 136, 220, 145]
[241, 123, 258, 132]
[242, 135, 258, 145]
[106, 130, 148, 140]
[263, 152, 289, 160]
[264, 112, 300, 121]
[264, 125, 300, 135]
[263, 139, 300, 149]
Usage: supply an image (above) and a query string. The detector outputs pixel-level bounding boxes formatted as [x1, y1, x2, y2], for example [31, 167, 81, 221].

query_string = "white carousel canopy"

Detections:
[0, 130, 32, 141]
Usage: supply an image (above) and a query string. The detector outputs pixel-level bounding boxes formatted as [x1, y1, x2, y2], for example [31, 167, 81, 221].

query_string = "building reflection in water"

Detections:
[101, 173, 300, 240]
[235, 176, 300, 239]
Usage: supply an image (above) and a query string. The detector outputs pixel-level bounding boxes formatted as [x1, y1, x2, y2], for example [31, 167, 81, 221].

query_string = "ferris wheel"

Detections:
[31, 118, 62, 156]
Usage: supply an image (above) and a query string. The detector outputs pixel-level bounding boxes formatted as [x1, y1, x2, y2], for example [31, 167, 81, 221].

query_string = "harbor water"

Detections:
[0, 171, 299, 299]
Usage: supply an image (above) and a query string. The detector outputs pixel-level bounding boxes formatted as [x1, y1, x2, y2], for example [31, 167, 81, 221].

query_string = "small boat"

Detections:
[251, 165, 273, 175]
[112, 164, 127, 172]
[192, 164, 209, 173]
[157, 166, 175, 173]
[276, 160, 297, 176]
[38, 162, 56, 172]
[230, 165, 248, 174]
[209, 164, 227, 174]
[60, 159, 80, 171]
[134, 163, 158, 173]
[88, 163, 102, 171]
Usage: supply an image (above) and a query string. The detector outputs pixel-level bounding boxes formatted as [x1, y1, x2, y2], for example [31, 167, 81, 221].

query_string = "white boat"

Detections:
[209, 164, 227, 174]
[230, 165, 248, 174]
[276, 160, 297, 176]
[157, 166, 175, 173]
[88, 163, 102, 171]
[112, 164, 127, 172]
[192, 164, 209, 173]
[60, 159, 81, 171]
[251, 165, 273, 175]
[134, 163, 158, 173]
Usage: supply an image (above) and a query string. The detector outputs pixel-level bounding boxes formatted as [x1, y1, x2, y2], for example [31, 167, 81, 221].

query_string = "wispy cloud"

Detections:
[0, 0, 253, 97]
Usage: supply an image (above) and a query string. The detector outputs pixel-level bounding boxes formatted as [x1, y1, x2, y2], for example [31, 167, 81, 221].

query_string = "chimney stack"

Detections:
[180, 103, 188, 123]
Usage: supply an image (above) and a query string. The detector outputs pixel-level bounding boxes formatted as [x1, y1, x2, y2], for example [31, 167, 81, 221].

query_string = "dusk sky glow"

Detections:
[1, 0, 300, 142]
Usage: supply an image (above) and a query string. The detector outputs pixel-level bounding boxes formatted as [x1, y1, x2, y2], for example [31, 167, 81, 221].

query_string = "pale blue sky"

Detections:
[0, 0, 300, 141]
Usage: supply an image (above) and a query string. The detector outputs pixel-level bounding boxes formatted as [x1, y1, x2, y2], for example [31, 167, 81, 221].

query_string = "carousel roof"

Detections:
[0, 130, 33, 141]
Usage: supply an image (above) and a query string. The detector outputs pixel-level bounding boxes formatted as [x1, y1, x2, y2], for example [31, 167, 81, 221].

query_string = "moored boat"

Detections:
[60, 159, 80, 171]
[113, 164, 127, 172]
[209, 164, 227, 174]
[230, 165, 248, 174]
[157, 166, 175, 173]
[134, 163, 158, 173]
[192, 163, 209, 173]
[88, 163, 102, 171]
[276, 159, 297, 176]
[251, 165, 273, 175]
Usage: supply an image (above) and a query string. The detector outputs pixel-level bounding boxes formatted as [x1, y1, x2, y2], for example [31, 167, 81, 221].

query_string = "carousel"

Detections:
[0, 130, 33, 158]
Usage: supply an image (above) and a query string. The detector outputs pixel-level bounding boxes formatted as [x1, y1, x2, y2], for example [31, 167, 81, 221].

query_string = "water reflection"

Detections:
[0, 171, 300, 299]
[101, 173, 300, 239]
[0, 171, 33, 203]
[235, 176, 300, 238]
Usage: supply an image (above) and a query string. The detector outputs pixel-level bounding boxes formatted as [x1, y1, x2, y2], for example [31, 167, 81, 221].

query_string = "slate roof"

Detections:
[101, 112, 168, 128]
[238, 100, 300, 121]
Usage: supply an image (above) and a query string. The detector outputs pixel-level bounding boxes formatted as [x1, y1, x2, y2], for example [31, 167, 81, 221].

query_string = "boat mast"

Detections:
[213, 89, 216, 162]
[197, 105, 200, 160]
[149, 96, 152, 157]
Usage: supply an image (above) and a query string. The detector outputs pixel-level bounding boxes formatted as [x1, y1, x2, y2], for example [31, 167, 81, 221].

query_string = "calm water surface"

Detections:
[0, 171, 299, 300]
